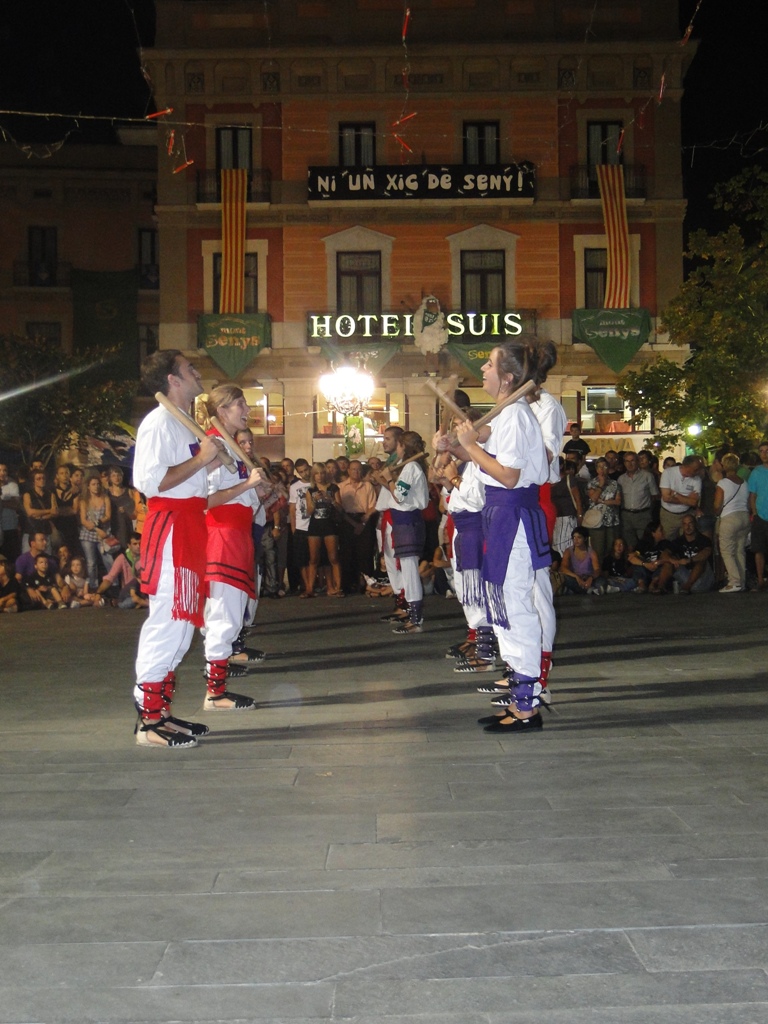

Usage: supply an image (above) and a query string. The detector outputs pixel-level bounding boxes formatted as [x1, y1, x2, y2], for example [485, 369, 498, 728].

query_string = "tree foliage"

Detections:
[0, 335, 136, 466]
[617, 166, 768, 453]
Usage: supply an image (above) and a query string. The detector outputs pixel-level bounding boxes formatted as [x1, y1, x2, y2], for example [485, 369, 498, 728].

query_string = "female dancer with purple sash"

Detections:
[455, 341, 550, 733]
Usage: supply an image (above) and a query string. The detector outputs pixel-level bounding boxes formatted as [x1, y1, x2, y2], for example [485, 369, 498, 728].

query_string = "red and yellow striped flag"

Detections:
[219, 168, 247, 314]
[596, 164, 630, 309]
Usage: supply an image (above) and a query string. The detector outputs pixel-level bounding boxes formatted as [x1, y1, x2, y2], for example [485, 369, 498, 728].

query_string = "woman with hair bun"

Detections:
[202, 385, 265, 711]
[456, 341, 550, 733]
[378, 430, 429, 634]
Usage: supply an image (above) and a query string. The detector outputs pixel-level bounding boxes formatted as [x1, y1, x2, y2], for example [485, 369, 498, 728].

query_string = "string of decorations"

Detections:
[0, 0, 752, 168]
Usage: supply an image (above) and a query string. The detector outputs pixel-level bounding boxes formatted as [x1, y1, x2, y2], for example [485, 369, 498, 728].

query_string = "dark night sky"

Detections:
[1, 1, 767, 237]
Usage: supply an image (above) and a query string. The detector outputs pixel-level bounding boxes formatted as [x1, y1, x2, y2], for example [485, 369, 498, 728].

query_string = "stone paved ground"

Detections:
[1, 589, 768, 1023]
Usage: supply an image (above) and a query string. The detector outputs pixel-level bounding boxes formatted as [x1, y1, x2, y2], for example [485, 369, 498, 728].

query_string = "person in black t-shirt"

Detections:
[562, 422, 591, 460]
[656, 514, 715, 594]
[24, 554, 65, 609]
[628, 521, 671, 593]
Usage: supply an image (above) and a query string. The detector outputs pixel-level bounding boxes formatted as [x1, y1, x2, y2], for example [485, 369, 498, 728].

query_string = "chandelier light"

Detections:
[319, 365, 375, 417]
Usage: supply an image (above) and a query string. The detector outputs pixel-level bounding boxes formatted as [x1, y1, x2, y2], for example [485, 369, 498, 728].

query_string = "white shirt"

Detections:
[447, 460, 485, 514]
[480, 400, 549, 491]
[133, 405, 209, 500]
[391, 461, 429, 511]
[660, 465, 702, 514]
[207, 460, 262, 521]
[289, 479, 311, 531]
[530, 389, 568, 485]
[1, 480, 20, 530]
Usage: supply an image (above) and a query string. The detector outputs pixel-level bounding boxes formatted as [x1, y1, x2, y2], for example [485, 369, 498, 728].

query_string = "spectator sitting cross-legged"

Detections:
[628, 520, 671, 594]
[95, 533, 142, 604]
[24, 553, 65, 609]
[560, 526, 605, 595]
[63, 556, 104, 607]
[0, 555, 20, 613]
[655, 513, 715, 595]
[602, 536, 638, 593]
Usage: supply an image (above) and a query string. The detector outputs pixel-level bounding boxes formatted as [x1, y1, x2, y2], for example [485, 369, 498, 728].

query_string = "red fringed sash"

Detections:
[141, 496, 207, 626]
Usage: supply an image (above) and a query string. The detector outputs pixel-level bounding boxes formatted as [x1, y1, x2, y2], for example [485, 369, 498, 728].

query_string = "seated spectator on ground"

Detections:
[656, 513, 715, 594]
[64, 556, 103, 607]
[628, 520, 672, 594]
[24, 554, 65, 609]
[602, 537, 638, 593]
[0, 555, 20, 613]
[15, 531, 59, 584]
[94, 534, 142, 602]
[560, 526, 605, 595]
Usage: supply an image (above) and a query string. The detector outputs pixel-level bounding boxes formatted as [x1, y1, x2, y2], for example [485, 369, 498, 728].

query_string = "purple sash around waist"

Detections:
[450, 509, 484, 608]
[482, 484, 551, 628]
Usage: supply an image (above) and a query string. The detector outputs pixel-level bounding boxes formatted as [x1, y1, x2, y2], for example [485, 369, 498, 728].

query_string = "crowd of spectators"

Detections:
[0, 439, 447, 613]
[550, 431, 766, 597]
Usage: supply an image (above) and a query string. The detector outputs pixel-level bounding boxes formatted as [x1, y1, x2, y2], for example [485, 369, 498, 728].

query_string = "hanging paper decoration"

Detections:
[146, 107, 173, 120]
[413, 295, 448, 355]
[658, 71, 667, 103]
[402, 6, 411, 43]
[616, 128, 625, 156]
[680, 0, 704, 46]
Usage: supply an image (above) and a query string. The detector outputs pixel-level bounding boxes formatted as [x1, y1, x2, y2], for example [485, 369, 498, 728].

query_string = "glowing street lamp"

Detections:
[318, 365, 375, 456]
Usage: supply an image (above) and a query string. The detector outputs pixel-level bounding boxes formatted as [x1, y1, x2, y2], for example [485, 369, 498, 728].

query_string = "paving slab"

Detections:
[1, 590, 768, 1022]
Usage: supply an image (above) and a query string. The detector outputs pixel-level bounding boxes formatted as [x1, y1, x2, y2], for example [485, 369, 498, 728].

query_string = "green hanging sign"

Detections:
[198, 314, 272, 377]
[445, 341, 495, 382]
[572, 308, 652, 373]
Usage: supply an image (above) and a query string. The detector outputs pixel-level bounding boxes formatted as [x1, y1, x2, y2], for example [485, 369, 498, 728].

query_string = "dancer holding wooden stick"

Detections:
[132, 350, 227, 749]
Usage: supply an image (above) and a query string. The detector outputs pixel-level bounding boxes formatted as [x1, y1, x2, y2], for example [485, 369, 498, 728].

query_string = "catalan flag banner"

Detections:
[219, 168, 247, 314]
[596, 164, 630, 309]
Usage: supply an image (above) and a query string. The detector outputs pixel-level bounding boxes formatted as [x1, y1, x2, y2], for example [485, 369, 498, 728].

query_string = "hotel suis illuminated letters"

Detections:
[308, 311, 524, 340]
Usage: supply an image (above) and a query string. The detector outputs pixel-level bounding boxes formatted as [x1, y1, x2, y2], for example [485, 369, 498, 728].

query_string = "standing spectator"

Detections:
[585, 458, 621, 564]
[78, 472, 114, 588]
[562, 422, 590, 461]
[604, 450, 622, 481]
[22, 469, 57, 549]
[339, 458, 377, 592]
[107, 467, 136, 549]
[260, 463, 290, 597]
[52, 464, 79, 552]
[550, 457, 583, 556]
[306, 462, 343, 597]
[747, 440, 768, 590]
[617, 450, 659, 552]
[289, 459, 313, 597]
[659, 455, 702, 541]
[715, 452, 750, 593]
[0, 463, 22, 563]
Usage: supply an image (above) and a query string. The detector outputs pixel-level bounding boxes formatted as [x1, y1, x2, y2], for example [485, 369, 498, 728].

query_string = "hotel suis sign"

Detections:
[308, 310, 524, 341]
[308, 162, 535, 201]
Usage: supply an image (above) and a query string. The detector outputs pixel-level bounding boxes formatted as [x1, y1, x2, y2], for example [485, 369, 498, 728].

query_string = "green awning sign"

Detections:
[198, 314, 272, 377]
[445, 341, 495, 382]
[572, 308, 652, 373]
[315, 339, 401, 376]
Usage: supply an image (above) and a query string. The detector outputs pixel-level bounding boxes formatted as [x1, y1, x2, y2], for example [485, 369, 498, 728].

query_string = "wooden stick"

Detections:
[211, 415, 256, 471]
[154, 391, 236, 471]
[424, 377, 467, 427]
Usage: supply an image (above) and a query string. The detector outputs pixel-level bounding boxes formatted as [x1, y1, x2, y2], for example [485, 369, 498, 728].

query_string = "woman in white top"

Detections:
[714, 452, 750, 592]
[456, 340, 550, 734]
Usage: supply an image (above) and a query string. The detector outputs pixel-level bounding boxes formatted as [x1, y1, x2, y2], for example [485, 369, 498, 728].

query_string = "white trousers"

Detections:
[492, 525, 541, 679]
[134, 529, 195, 692]
[533, 565, 556, 652]
[204, 581, 247, 661]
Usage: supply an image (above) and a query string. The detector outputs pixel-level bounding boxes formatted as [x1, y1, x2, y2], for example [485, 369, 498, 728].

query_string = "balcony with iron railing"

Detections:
[13, 261, 72, 287]
[569, 164, 647, 200]
[196, 169, 272, 204]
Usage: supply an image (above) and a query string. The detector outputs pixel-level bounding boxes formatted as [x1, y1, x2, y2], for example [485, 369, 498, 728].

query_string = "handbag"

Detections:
[99, 534, 121, 555]
[582, 505, 604, 529]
